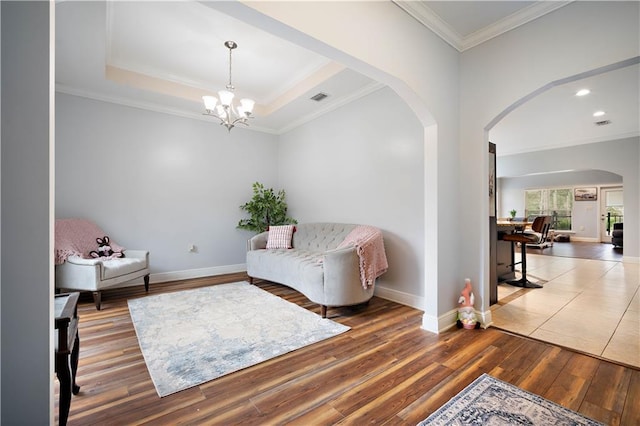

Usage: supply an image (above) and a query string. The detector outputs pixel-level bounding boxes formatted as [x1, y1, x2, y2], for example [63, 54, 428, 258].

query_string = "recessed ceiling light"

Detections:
[593, 111, 606, 117]
[576, 89, 590, 96]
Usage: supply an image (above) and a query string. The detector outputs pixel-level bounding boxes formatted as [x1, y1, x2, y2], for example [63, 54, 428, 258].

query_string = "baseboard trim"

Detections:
[122, 264, 247, 286]
[569, 236, 600, 243]
[422, 307, 491, 334]
[154, 264, 247, 283]
[422, 309, 457, 334]
[479, 309, 493, 328]
[623, 255, 640, 264]
[421, 313, 440, 333]
[373, 285, 424, 311]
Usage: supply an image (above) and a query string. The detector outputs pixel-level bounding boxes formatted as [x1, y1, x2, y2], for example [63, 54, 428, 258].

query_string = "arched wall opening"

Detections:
[483, 58, 640, 320]
[203, 1, 448, 329]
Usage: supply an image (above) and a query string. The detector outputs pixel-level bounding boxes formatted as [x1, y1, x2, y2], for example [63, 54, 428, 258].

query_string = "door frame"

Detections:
[599, 186, 623, 243]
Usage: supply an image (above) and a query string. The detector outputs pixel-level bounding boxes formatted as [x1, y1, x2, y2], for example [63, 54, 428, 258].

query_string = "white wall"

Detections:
[279, 87, 425, 303]
[1, 2, 53, 423]
[460, 2, 640, 315]
[56, 94, 279, 279]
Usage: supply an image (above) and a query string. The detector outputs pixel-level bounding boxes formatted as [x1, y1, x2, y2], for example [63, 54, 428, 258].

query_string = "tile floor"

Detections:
[491, 252, 640, 368]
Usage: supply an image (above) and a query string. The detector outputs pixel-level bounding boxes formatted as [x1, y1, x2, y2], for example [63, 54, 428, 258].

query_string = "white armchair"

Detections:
[55, 219, 150, 310]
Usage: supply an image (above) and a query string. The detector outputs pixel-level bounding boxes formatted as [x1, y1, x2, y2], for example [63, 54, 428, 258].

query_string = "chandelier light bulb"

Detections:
[218, 90, 234, 107]
[240, 98, 255, 115]
[202, 96, 218, 112]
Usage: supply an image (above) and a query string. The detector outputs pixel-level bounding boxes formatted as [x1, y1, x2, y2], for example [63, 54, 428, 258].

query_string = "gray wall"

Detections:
[498, 137, 639, 257]
[1, 2, 53, 423]
[498, 168, 623, 239]
[279, 87, 425, 302]
[56, 93, 279, 277]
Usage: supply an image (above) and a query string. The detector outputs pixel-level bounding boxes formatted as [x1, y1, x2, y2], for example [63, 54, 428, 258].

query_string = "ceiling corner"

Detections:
[392, 0, 464, 52]
[460, 1, 575, 51]
[393, 0, 575, 53]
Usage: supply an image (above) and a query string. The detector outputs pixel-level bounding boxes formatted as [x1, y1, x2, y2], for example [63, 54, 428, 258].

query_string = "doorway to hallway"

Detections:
[600, 186, 623, 243]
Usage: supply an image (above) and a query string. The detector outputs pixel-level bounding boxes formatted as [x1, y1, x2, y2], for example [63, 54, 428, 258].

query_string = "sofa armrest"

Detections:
[56, 256, 102, 291]
[247, 232, 269, 251]
[322, 246, 366, 304]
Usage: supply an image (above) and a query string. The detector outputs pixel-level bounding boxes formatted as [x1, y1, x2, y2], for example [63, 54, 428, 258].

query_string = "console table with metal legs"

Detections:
[55, 292, 80, 426]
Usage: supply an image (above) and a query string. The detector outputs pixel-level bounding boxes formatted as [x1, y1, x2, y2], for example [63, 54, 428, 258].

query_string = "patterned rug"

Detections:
[128, 281, 350, 397]
[418, 374, 603, 425]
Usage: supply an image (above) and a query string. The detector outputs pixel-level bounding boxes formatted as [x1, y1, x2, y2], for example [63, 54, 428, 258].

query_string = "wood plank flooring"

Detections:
[56, 274, 640, 425]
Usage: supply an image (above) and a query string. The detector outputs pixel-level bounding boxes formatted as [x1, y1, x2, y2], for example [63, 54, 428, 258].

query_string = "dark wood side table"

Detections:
[55, 292, 81, 426]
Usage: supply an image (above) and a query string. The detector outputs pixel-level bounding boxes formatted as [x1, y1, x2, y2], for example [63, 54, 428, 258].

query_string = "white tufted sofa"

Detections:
[246, 223, 377, 317]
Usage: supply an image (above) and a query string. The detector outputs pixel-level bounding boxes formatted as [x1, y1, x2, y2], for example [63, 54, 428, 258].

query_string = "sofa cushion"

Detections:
[292, 223, 356, 252]
[102, 257, 147, 280]
[246, 249, 325, 300]
[266, 225, 295, 249]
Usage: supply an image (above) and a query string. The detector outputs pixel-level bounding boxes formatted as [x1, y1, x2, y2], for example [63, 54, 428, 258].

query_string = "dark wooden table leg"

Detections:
[56, 354, 72, 426]
[71, 332, 80, 395]
[55, 292, 81, 426]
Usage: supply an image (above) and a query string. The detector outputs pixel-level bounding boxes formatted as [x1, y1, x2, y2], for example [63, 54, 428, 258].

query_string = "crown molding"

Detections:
[393, 1, 573, 52]
[55, 84, 278, 134]
[55, 82, 386, 136]
[462, 1, 573, 51]
[393, 0, 463, 51]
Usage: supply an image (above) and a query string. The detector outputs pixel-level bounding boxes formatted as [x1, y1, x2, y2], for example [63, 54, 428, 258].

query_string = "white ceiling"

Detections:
[56, 1, 380, 134]
[56, 1, 639, 153]
[490, 63, 640, 156]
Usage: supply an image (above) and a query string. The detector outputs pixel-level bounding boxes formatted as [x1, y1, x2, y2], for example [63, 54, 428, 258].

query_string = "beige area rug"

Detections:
[128, 281, 350, 397]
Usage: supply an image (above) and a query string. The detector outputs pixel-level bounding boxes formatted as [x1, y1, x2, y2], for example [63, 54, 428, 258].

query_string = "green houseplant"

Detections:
[509, 209, 517, 219]
[237, 182, 297, 233]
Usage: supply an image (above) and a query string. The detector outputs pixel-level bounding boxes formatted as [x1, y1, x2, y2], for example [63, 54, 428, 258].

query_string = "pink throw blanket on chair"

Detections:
[338, 225, 388, 288]
[55, 218, 125, 265]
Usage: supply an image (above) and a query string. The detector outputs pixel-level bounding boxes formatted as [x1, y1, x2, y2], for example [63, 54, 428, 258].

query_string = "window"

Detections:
[525, 188, 573, 230]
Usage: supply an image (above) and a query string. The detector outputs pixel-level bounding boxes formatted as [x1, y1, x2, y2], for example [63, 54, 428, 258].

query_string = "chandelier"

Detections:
[202, 41, 255, 132]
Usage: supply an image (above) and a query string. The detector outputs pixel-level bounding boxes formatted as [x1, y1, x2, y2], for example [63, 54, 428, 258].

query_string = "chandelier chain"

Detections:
[227, 44, 234, 91]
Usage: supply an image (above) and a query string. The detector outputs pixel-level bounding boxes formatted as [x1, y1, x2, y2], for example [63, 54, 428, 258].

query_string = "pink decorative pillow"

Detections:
[266, 225, 295, 249]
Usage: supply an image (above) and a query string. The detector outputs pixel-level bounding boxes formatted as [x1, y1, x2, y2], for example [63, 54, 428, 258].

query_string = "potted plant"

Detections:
[509, 209, 517, 220]
[237, 182, 297, 233]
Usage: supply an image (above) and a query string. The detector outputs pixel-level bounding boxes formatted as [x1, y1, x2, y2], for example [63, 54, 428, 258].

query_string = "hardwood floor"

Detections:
[57, 274, 640, 425]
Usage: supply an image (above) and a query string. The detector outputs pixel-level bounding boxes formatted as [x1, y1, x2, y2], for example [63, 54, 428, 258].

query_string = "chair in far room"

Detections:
[611, 223, 623, 248]
[502, 215, 552, 288]
[55, 218, 150, 309]
[523, 215, 553, 249]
